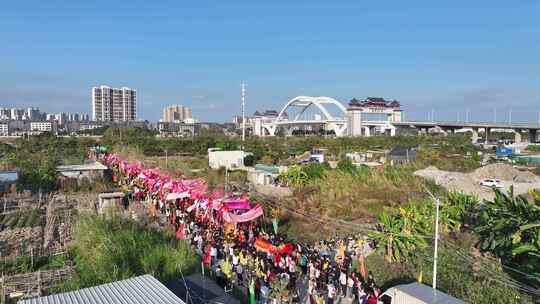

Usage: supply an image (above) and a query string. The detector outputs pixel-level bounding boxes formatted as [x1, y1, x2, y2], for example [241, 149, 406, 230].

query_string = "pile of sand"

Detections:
[414, 164, 540, 200]
[472, 163, 536, 183]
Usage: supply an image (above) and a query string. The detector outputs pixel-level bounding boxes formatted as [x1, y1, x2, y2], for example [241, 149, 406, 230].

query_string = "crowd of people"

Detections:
[101, 151, 382, 304]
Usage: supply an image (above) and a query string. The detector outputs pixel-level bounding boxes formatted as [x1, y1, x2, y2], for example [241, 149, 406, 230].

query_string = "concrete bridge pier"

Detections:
[441, 127, 456, 136]
[363, 126, 371, 137]
[529, 129, 538, 143]
[471, 128, 479, 143]
[514, 129, 523, 143]
[485, 127, 491, 142]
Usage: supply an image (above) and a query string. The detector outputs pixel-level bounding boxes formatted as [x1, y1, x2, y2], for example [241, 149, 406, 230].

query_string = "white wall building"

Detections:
[92, 85, 137, 122]
[30, 121, 52, 133]
[208, 149, 251, 170]
[0, 123, 8, 136]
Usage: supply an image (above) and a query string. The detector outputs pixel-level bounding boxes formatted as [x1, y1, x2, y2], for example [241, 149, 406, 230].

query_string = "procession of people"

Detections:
[100, 151, 382, 304]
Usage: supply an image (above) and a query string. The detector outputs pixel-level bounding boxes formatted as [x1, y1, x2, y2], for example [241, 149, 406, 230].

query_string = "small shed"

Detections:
[56, 161, 108, 181]
[0, 171, 18, 194]
[18, 275, 185, 304]
[388, 147, 417, 164]
[247, 164, 286, 186]
[98, 192, 126, 213]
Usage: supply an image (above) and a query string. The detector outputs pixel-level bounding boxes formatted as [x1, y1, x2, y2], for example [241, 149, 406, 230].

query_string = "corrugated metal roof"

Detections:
[18, 275, 185, 304]
[56, 161, 108, 172]
[387, 282, 465, 304]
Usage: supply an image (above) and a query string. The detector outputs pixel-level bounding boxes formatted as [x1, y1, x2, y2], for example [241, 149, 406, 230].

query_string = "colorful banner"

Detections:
[224, 201, 252, 210]
[254, 238, 294, 255]
[222, 204, 264, 224]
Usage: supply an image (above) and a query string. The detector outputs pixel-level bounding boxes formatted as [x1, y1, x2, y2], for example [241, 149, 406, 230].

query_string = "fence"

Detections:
[0, 266, 73, 303]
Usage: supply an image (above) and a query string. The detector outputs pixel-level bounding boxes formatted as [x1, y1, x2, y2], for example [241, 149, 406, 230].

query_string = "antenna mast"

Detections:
[241, 81, 246, 148]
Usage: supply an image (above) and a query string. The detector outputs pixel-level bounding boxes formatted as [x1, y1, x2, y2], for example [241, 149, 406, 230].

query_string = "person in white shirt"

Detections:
[339, 271, 347, 296]
[327, 284, 336, 304]
[347, 274, 355, 298]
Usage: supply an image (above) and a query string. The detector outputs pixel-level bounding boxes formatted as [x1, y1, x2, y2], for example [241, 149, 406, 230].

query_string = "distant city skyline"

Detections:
[1, 1, 538, 123]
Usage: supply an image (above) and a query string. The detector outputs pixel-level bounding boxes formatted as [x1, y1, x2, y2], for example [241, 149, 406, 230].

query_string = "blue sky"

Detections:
[1, 1, 539, 122]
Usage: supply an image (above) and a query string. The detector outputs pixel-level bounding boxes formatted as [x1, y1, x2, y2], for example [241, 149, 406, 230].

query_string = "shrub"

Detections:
[58, 215, 198, 291]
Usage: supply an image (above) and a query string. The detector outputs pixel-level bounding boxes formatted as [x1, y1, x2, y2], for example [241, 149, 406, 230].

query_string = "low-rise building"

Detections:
[157, 121, 200, 137]
[29, 121, 52, 134]
[0, 122, 8, 136]
[208, 149, 252, 169]
[0, 171, 18, 193]
[57, 161, 108, 177]
[247, 164, 287, 186]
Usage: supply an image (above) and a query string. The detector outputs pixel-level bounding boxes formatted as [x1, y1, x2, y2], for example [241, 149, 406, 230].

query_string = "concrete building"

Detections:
[0, 122, 8, 136]
[29, 121, 52, 133]
[26, 107, 41, 120]
[208, 149, 251, 169]
[57, 161, 108, 179]
[157, 121, 199, 137]
[346, 97, 402, 137]
[162, 104, 193, 122]
[247, 164, 287, 186]
[92, 85, 137, 122]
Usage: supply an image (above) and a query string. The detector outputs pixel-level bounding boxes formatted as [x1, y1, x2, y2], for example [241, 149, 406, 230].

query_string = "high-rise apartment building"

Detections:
[162, 105, 193, 122]
[92, 85, 136, 122]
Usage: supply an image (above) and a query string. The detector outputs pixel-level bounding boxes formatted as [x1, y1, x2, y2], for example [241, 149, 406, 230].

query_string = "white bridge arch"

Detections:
[258, 96, 348, 137]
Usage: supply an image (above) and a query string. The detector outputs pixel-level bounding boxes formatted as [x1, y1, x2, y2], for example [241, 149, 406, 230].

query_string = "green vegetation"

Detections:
[474, 188, 540, 285]
[56, 215, 198, 292]
[3, 133, 97, 193]
[0, 254, 70, 275]
[367, 189, 540, 302]
[0, 254, 70, 277]
[526, 144, 540, 152]
[365, 244, 528, 304]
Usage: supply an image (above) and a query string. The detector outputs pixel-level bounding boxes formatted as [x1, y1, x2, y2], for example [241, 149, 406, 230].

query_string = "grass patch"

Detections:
[55, 214, 198, 292]
[0, 254, 70, 275]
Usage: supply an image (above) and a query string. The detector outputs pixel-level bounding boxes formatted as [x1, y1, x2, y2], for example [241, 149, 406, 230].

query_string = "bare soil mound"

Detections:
[414, 164, 540, 200]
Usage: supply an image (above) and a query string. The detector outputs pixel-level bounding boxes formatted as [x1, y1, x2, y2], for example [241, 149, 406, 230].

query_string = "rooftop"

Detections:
[349, 97, 400, 108]
[56, 161, 108, 172]
[18, 275, 185, 304]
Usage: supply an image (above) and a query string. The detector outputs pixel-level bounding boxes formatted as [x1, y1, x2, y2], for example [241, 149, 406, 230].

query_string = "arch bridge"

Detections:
[256, 96, 348, 137]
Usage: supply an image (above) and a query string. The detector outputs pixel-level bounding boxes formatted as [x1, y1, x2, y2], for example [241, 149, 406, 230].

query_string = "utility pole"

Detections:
[509, 109, 512, 124]
[465, 109, 470, 123]
[241, 81, 246, 149]
[431, 109, 434, 122]
[494, 108, 497, 123]
[433, 197, 440, 290]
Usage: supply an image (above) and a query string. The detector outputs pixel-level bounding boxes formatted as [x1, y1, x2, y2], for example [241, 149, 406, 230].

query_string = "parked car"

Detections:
[480, 178, 503, 188]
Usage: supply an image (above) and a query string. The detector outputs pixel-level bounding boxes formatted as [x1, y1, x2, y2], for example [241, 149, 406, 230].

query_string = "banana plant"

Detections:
[369, 208, 429, 263]
[474, 187, 540, 270]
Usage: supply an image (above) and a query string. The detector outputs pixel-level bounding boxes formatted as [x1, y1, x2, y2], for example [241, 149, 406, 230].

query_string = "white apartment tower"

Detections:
[92, 85, 136, 122]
